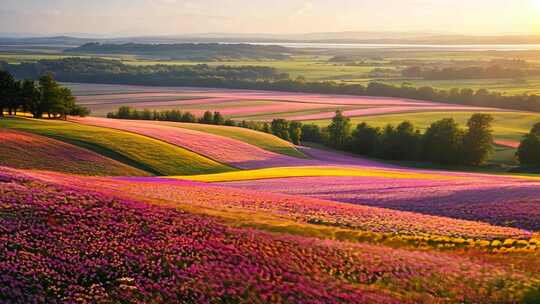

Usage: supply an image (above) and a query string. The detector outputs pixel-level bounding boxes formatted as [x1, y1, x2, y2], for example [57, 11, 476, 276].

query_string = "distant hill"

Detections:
[64, 43, 296, 60]
[3, 32, 540, 48]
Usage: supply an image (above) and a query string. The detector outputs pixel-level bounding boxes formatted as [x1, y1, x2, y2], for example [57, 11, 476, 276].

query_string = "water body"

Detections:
[246, 42, 540, 51]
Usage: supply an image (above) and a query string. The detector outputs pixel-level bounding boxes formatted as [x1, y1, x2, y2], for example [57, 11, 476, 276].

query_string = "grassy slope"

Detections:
[0, 118, 234, 176]
[0, 129, 148, 176]
[153, 121, 307, 158]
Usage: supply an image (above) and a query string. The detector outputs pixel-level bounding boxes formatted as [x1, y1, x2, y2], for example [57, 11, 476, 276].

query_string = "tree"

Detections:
[462, 113, 494, 166]
[517, 122, 540, 167]
[262, 122, 271, 133]
[394, 121, 422, 160]
[19, 79, 41, 118]
[116, 106, 133, 119]
[271, 119, 290, 141]
[200, 110, 214, 124]
[224, 119, 236, 126]
[52, 87, 77, 119]
[327, 110, 351, 149]
[422, 118, 465, 165]
[39, 74, 61, 118]
[301, 124, 323, 143]
[376, 121, 421, 160]
[289, 121, 302, 145]
[0, 70, 17, 116]
[181, 112, 197, 123]
[213, 111, 225, 125]
[351, 122, 381, 156]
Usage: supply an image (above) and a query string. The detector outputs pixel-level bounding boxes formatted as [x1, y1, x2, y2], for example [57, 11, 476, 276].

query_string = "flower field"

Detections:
[70, 84, 503, 121]
[0, 118, 233, 175]
[2, 168, 540, 303]
[150, 121, 306, 158]
[286, 105, 501, 121]
[24, 168, 536, 242]
[71, 117, 311, 169]
[216, 174, 540, 231]
[2, 83, 539, 302]
[0, 129, 147, 176]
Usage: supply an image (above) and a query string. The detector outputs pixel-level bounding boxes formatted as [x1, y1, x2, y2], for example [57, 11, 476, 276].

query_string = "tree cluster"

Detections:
[0, 71, 89, 118]
[107, 107, 228, 125]
[305, 111, 495, 166]
[3, 58, 539, 112]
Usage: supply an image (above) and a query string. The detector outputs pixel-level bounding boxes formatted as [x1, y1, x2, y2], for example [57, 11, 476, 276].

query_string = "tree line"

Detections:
[108, 105, 540, 168]
[2, 58, 540, 112]
[402, 65, 540, 80]
[65, 43, 294, 61]
[107, 106, 305, 145]
[300, 111, 496, 167]
[0, 71, 89, 118]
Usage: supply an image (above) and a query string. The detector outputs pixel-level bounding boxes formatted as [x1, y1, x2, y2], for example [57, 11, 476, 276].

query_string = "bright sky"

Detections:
[2, 0, 540, 37]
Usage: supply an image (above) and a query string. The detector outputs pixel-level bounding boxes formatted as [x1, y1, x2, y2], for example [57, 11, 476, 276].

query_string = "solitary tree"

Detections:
[462, 113, 494, 166]
[327, 110, 351, 149]
[517, 122, 540, 167]
[288, 121, 302, 145]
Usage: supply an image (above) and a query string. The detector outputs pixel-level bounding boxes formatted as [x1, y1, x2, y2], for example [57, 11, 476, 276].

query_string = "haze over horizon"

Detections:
[2, 0, 540, 38]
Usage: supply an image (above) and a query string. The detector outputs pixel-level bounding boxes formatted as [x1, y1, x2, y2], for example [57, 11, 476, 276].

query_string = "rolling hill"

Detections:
[0, 118, 233, 175]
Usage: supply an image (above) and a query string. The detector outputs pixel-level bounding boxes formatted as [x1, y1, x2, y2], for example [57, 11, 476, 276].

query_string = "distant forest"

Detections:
[2, 57, 540, 112]
[64, 43, 296, 60]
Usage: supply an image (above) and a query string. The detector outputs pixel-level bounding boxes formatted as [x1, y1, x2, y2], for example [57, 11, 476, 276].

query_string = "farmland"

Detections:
[2, 112, 540, 302]
[65, 83, 540, 164]
[2, 41, 540, 303]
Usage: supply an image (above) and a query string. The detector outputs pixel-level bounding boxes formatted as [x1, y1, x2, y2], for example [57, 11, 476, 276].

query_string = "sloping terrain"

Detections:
[0, 129, 147, 176]
[0, 118, 233, 175]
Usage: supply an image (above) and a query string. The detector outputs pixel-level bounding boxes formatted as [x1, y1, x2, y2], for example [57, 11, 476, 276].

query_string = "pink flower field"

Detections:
[24, 168, 534, 241]
[70, 117, 315, 169]
[217, 174, 540, 231]
[287, 105, 502, 121]
[0, 129, 147, 176]
[2, 167, 540, 303]
[72, 85, 504, 120]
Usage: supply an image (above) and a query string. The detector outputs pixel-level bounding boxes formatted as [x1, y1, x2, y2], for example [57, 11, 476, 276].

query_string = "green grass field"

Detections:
[4, 50, 540, 95]
[0, 118, 235, 176]
[151, 121, 306, 158]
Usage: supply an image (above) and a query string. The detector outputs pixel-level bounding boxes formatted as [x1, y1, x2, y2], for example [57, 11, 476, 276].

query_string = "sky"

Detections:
[2, 0, 540, 37]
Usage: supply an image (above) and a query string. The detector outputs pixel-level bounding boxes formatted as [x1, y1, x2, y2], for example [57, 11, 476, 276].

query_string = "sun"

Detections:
[532, 0, 540, 11]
